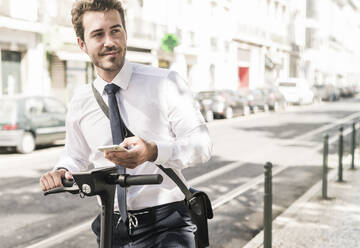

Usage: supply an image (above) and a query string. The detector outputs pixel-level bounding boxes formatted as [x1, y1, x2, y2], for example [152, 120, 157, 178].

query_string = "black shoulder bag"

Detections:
[91, 83, 213, 247]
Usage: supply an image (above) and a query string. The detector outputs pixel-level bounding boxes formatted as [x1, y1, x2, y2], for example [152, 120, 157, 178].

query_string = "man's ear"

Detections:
[77, 37, 87, 53]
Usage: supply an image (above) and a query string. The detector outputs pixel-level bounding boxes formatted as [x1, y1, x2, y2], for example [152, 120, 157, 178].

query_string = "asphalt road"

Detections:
[1, 96, 360, 248]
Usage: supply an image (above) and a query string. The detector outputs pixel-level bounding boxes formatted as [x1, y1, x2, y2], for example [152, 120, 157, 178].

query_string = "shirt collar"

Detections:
[94, 59, 133, 95]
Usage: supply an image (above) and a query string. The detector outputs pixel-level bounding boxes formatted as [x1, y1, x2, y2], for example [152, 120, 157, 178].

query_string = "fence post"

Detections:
[264, 162, 272, 248]
[351, 122, 356, 170]
[338, 126, 344, 182]
[322, 134, 329, 199]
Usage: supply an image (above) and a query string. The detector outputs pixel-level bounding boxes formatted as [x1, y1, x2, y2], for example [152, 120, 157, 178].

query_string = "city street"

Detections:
[1, 97, 360, 248]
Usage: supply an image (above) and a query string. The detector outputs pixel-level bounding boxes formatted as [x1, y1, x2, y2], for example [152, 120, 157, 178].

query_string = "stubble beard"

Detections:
[94, 51, 126, 72]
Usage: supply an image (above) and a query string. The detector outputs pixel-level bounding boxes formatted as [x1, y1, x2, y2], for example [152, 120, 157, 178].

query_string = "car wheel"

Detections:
[225, 107, 233, 119]
[17, 132, 35, 154]
[205, 110, 214, 122]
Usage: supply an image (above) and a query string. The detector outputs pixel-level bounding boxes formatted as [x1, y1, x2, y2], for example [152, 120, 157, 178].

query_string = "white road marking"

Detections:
[211, 124, 355, 210]
[24, 111, 360, 247]
[24, 220, 93, 248]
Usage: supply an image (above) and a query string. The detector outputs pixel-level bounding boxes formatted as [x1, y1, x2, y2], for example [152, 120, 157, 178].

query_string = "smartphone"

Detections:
[97, 144, 128, 152]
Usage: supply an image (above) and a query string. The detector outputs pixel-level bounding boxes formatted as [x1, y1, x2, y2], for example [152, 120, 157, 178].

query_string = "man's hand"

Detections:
[104, 136, 158, 169]
[39, 169, 73, 192]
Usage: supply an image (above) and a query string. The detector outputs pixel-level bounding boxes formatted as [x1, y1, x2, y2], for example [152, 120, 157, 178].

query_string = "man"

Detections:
[39, 0, 212, 247]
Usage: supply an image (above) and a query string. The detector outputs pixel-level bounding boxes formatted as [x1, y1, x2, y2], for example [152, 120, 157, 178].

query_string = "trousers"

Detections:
[91, 200, 197, 248]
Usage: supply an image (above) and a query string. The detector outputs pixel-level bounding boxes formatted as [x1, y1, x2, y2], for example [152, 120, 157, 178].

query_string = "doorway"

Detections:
[238, 67, 249, 88]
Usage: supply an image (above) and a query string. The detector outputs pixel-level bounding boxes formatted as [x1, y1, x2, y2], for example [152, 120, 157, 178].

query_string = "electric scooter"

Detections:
[44, 166, 163, 248]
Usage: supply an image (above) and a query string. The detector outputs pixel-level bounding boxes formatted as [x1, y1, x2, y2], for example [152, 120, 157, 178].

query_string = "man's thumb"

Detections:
[64, 171, 73, 180]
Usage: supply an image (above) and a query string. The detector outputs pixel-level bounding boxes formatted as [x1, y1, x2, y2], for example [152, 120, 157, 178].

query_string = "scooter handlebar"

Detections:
[115, 174, 163, 186]
[62, 178, 74, 187]
[44, 172, 163, 196]
[43, 177, 78, 196]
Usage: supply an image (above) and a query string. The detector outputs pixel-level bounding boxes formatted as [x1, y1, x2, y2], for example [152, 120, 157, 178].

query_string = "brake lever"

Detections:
[44, 185, 80, 196]
[43, 178, 80, 196]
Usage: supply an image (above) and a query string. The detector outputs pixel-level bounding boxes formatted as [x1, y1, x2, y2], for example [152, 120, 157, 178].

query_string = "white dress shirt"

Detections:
[55, 60, 212, 210]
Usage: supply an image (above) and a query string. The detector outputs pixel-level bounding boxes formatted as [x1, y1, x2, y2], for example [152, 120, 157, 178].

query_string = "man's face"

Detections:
[78, 10, 127, 76]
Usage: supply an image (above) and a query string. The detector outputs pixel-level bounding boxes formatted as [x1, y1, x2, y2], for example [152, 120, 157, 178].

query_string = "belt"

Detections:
[114, 200, 186, 231]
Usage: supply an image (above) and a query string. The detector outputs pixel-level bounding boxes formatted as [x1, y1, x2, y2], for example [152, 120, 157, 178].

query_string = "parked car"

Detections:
[339, 85, 355, 98]
[196, 90, 250, 119]
[311, 85, 323, 103]
[194, 98, 214, 122]
[260, 87, 287, 111]
[237, 88, 269, 113]
[312, 84, 340, 101]
[0, 95, 67, 153]
[277, 78, 314, 105]
[220, 89, 251, 117]
[249, 89, 270, 112]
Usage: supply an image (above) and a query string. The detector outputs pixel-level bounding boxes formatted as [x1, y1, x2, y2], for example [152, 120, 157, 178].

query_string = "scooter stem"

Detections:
[99, 186, 115, 248]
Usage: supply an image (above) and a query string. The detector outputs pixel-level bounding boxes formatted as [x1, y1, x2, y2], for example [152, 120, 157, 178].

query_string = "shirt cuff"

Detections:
[53, 156, 82, 173]
[54, 167, 69, 172]
[154, 141, 173, 165]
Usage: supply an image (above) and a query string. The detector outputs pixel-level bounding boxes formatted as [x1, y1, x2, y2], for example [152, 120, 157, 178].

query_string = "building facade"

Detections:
[1, 0, 360, 102]
[304, 0, 360, 86]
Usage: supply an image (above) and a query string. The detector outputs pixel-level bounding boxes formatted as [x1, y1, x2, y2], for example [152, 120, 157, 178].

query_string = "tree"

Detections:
[161, 33, 179, 52]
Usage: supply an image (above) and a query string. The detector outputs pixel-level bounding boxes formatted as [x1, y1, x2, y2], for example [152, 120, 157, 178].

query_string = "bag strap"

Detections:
[156, 164, 193, 200]
[91, 83, 193, 200]
[91, 82, 110, 119]
[91, 82, 133, 137]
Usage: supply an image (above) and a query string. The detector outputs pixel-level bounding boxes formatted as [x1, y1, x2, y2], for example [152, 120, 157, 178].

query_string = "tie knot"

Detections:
[104, 83, 120, 95]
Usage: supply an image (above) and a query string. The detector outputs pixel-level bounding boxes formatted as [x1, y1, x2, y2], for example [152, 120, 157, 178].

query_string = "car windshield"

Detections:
[279, 82, 296, 87]
[0, 99, 17, 124]
[197, 91, 216, 99]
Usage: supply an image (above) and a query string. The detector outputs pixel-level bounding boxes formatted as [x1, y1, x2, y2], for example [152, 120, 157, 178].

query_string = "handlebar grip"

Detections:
[125, 174, 163, 186]
[44, 187, 66, 196]
[62, 178, 74, 187]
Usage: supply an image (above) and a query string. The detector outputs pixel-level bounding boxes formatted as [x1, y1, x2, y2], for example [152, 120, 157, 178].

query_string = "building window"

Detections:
[210, 64, 215, 89]
[210, 2, 217, 17]
[190, 31, 195, 47]
[306, 0, 317, 19]
[210, 37, 218, 51]
[1, 50, 22, 95]
[176, 28, 183, 43]
[305, 27, 317, 48]
[224, 41, 230, 52]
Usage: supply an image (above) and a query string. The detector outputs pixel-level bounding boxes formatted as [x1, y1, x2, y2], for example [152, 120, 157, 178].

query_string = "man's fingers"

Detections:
[40, 174, 51, 191]
[40, 180, 46, 191]
[106, 150, 137, 162]
[105, 153, 141, 169]
[45, 173, 57, 189]
[121, 137, 139, 148]
[53, 169, 67, 187]
[40, 170, 68, 191]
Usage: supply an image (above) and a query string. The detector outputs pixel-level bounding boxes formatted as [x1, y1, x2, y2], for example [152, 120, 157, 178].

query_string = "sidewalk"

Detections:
[244, 157, 360, 248]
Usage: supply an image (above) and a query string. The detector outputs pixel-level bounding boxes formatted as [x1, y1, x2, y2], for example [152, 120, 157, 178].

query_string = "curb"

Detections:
[243, 154, 350, 248]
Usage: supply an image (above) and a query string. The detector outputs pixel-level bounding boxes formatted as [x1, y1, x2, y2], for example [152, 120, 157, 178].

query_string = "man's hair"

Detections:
[71, 0, 126, 41]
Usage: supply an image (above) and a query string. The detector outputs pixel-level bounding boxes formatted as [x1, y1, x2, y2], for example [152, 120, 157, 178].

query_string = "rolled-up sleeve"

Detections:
[155, 71, 213, 169]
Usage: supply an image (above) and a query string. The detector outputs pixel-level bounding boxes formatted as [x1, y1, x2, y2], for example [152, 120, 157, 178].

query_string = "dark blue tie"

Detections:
[104, 83, 127, 223]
